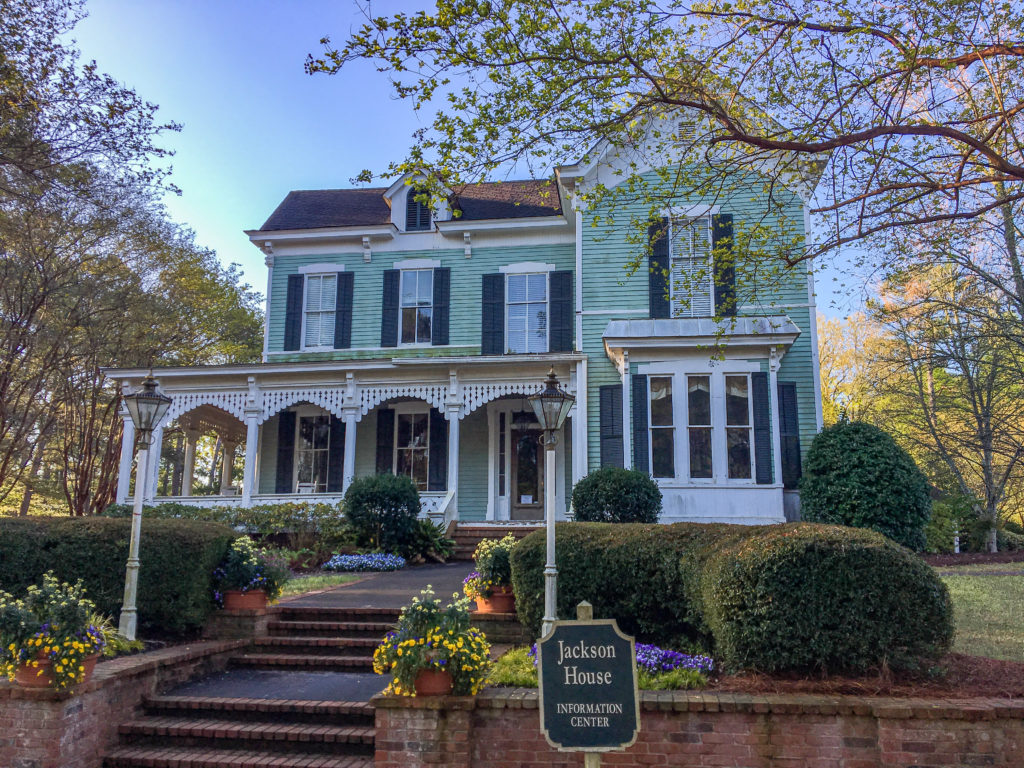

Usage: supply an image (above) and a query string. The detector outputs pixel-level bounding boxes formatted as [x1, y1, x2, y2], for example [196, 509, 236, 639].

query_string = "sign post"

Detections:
[537, 602, 640, 766]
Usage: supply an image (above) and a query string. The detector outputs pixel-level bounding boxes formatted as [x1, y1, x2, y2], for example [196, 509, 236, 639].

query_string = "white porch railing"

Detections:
[419, 489, 456, 526]
[152, 491, 453, 520]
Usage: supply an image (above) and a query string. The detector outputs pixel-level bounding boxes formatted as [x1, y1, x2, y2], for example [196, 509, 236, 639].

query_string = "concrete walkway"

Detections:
[282, 562, 475, 609]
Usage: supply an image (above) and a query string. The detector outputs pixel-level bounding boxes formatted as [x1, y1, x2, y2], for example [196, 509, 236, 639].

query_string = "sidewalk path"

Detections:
[282, 562, 474, 610]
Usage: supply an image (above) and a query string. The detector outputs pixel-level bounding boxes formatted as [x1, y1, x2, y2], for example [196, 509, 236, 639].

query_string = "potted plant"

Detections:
[463, 533, 517, 613]
[0, 573, 107, 693]
[213, 536, 289, 610]
[373, 587, 491, 696]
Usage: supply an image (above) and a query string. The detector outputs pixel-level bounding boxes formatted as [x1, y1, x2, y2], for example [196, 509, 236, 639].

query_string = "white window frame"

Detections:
[669, 215, 715, 318]
[505, 271, 550, 354]
[398, 269, 434, 347]
[392, 403, 431, 490]
[724, 373, 755, 482]
[647, 375, 676, 479]
[292, 407, 331, 493]
[684, 373, 715, 483]
[300, 273, 337, 351]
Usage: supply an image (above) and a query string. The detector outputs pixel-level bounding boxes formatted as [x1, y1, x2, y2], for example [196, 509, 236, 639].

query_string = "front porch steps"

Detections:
[450, 522, 544, 560]
[103, 604, 395, 768]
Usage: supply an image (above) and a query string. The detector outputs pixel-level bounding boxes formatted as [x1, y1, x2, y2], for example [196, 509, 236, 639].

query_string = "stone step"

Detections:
[268, 620, 395, 638]
[275, 606, 400, 624]
[143, 695, 374, 727]
[229, 653, 374, 671]
[116, 716, 375, 755]
[104, 746, 372, 768]
[252, 637, 378, 656]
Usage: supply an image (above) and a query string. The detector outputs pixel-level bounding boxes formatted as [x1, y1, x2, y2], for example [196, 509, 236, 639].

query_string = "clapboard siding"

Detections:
[456, 408, 489, 521]
[257, 414, 278, 494]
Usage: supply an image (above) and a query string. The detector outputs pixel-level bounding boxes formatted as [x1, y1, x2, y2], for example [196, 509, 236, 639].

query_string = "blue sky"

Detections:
[71, 0, 856, 315]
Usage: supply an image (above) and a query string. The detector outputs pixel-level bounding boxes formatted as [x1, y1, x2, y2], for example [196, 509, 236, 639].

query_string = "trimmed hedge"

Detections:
[0, 517, 236, 635]
[510, 522, 953, 674]
[343, 474, 421, 556]
[571, 467, 662, 523]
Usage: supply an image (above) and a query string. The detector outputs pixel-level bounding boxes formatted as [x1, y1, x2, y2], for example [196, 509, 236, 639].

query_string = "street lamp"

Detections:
[118, 373, 172, 640]
[527, 367, 575, 637]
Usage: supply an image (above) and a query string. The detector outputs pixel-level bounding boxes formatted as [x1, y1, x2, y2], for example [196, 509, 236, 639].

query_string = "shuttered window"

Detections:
[295, 415, 331, 493]
[405, 188, 431, 231]
[303, 274, 337, 348]
[399, 269, 433, 345]
[670, 216, 714, 317]
[649, 376, 675, 478]
[394, 410, 430, 490]
[506, 273, 548, 353]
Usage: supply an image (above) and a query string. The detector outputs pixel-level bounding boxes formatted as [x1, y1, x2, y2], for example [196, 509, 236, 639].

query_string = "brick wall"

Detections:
[0, 640, 245, 768]
[375, 689, 1024, 768]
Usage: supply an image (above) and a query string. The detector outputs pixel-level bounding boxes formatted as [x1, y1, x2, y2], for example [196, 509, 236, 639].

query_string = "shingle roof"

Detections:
[258, 179, 562, 232]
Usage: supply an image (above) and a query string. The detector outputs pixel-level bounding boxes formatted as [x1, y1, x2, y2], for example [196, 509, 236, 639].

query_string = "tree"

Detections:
[310, 0, 1024, 265]
[816, 313, 882, 426]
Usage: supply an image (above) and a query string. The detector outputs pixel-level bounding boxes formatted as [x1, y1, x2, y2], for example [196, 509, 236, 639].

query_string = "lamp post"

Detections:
[118, 374, 172, 640]
[527, 367, 575, 637]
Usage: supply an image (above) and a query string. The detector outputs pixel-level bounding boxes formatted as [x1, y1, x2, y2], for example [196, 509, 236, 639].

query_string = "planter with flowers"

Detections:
[0, 573, 107, 694]
[373, 587, 492, 696]
[463, 533, 517, 614]
[213, 536, 289, 610]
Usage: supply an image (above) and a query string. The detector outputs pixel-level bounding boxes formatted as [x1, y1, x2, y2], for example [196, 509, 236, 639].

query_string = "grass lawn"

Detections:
[938, 566, 1024, 662]
[279, 572, 360, 599]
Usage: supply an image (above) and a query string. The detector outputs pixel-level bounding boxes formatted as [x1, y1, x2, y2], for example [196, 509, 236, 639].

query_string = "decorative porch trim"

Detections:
[358, 384, 448, 419]
[461, 381, 546, 418]
[163, 391, 249, 425]
[259, 388, 347, 424]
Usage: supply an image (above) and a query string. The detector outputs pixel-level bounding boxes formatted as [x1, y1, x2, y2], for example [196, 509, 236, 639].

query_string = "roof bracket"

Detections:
[362, 236, 372, 263]
[463, 232, 472, 259]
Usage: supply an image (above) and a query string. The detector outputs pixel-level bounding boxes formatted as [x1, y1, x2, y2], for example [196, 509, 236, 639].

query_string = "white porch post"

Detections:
[342, 411, 357, 493]
[446, 409, 460, 520]
[621, 352, 632, 469]
[572, 359, 588, 486]
[116, 414, 135, 504]
[220, 441, 237, 494]
[769, 347, 784, 487]
[182, 427, 200, 497]
[241, 417, 258, 505]
[145, 426, 163, 501]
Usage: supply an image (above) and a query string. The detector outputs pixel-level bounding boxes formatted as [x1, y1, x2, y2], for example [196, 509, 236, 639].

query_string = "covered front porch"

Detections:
[109, 355, 583, 525]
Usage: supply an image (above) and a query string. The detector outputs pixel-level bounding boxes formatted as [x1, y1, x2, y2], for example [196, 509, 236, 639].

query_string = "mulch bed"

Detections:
[713, 654, 1024, 699]
[923, 550, 1024, 567]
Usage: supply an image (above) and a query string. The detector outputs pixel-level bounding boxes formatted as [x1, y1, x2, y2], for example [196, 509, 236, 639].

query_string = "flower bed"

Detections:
[324, 553, 406, 572]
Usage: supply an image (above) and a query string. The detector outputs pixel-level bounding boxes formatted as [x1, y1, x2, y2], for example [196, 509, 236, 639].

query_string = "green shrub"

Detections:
[800, 421, 932, 550]
[0, 517, 235, 635]
[924, 497, 973, 554]
[700, 524, 953, 673]
[510, 521, 953, 674]
[343, 474, 421, 556]
[571, 467, 661, 523]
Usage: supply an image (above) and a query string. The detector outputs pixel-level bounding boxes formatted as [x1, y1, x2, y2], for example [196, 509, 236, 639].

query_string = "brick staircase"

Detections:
[103, 604, 399, 768]
[450, 522, 543, 560]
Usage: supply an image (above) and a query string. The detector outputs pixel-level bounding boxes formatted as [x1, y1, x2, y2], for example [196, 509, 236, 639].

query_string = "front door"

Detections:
[510, 428, 544, 520]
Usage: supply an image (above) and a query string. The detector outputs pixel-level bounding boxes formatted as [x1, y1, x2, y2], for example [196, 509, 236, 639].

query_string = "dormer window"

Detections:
[405, 187, 432, 231]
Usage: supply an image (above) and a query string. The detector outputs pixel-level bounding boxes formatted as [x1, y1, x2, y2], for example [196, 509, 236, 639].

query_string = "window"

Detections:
[725, 375, 753, 479]
[506, 273, 548, 353]
[303, 274, 336, 348]
[394, 411, 430, 490]
[405, 188, 431, 231]
[687, 375, 713, 479]
[649, 376, 675, 478]
[400, 270, 433, 344]
[670, 216, 713, 317]
[295, 415, 330, 492]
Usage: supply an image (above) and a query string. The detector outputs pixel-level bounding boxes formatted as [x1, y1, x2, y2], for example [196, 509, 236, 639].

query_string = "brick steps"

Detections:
[268, 620, 394, 637]
[117, 716, 375, 753]
[450, 523, 543, 560]
[104, 746, 372, 768]
[230, 653, 374, 671]
[252, 636, 378, 656]
[143, 695, 374, 725]
[275, 607, 400, 624]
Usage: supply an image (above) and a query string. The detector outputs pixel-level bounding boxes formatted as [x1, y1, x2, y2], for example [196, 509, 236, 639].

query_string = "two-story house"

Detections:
[106, 116, 823, 526]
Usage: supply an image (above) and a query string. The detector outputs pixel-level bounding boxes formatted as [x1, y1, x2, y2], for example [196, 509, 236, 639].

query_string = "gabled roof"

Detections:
[258, 179, 562, 232]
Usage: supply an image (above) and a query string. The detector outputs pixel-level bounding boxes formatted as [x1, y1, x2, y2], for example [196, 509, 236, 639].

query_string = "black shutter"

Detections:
[406, 188, 431, 231]
[283, 274, 305, 351]
[631, 374, 649, 473]
[375, 408, 395, 474]
[432, 267, 450, 346]
[712, 214, 736, 317]
[548, 270, 574, 352]
[481, 273, 505, 355]
[599, 384, 624, 468]
[275, 411, 296, 494]
[380, 270, 400, 347]
[751, 372, 773, 484]
[648, 219, 670, 319]
[334, 272, 354, 349]
[327, 415, 345, 492]
[778, 381, 802, 489]
[428, 407, 448, 491]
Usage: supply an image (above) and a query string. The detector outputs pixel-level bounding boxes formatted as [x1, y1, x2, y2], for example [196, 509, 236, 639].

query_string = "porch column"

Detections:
[220, 440, 237, 494]
[182, 427, 200, 497]
[769, 347, 784, 486]
[572, 359, 588, 486]
[241, 414, 259, 506]
[145, 425, 164, 501]
[446, 408, 461, 520]
[116, 415, 135, 504]
[342, 410, 358, 493]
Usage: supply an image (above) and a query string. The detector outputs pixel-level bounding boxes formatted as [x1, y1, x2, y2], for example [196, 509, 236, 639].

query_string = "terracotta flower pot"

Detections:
[414, 667, 453, 696]
[474, 585, 515, 614]
[222, 589, 268, 610]
[15, 652, 100, 689]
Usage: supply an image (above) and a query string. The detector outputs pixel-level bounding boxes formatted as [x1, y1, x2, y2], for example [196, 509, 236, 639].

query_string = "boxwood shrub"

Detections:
[510, 521, 953, 674]
[0, 517, 236, 635]
[571, 467, 662, 523]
